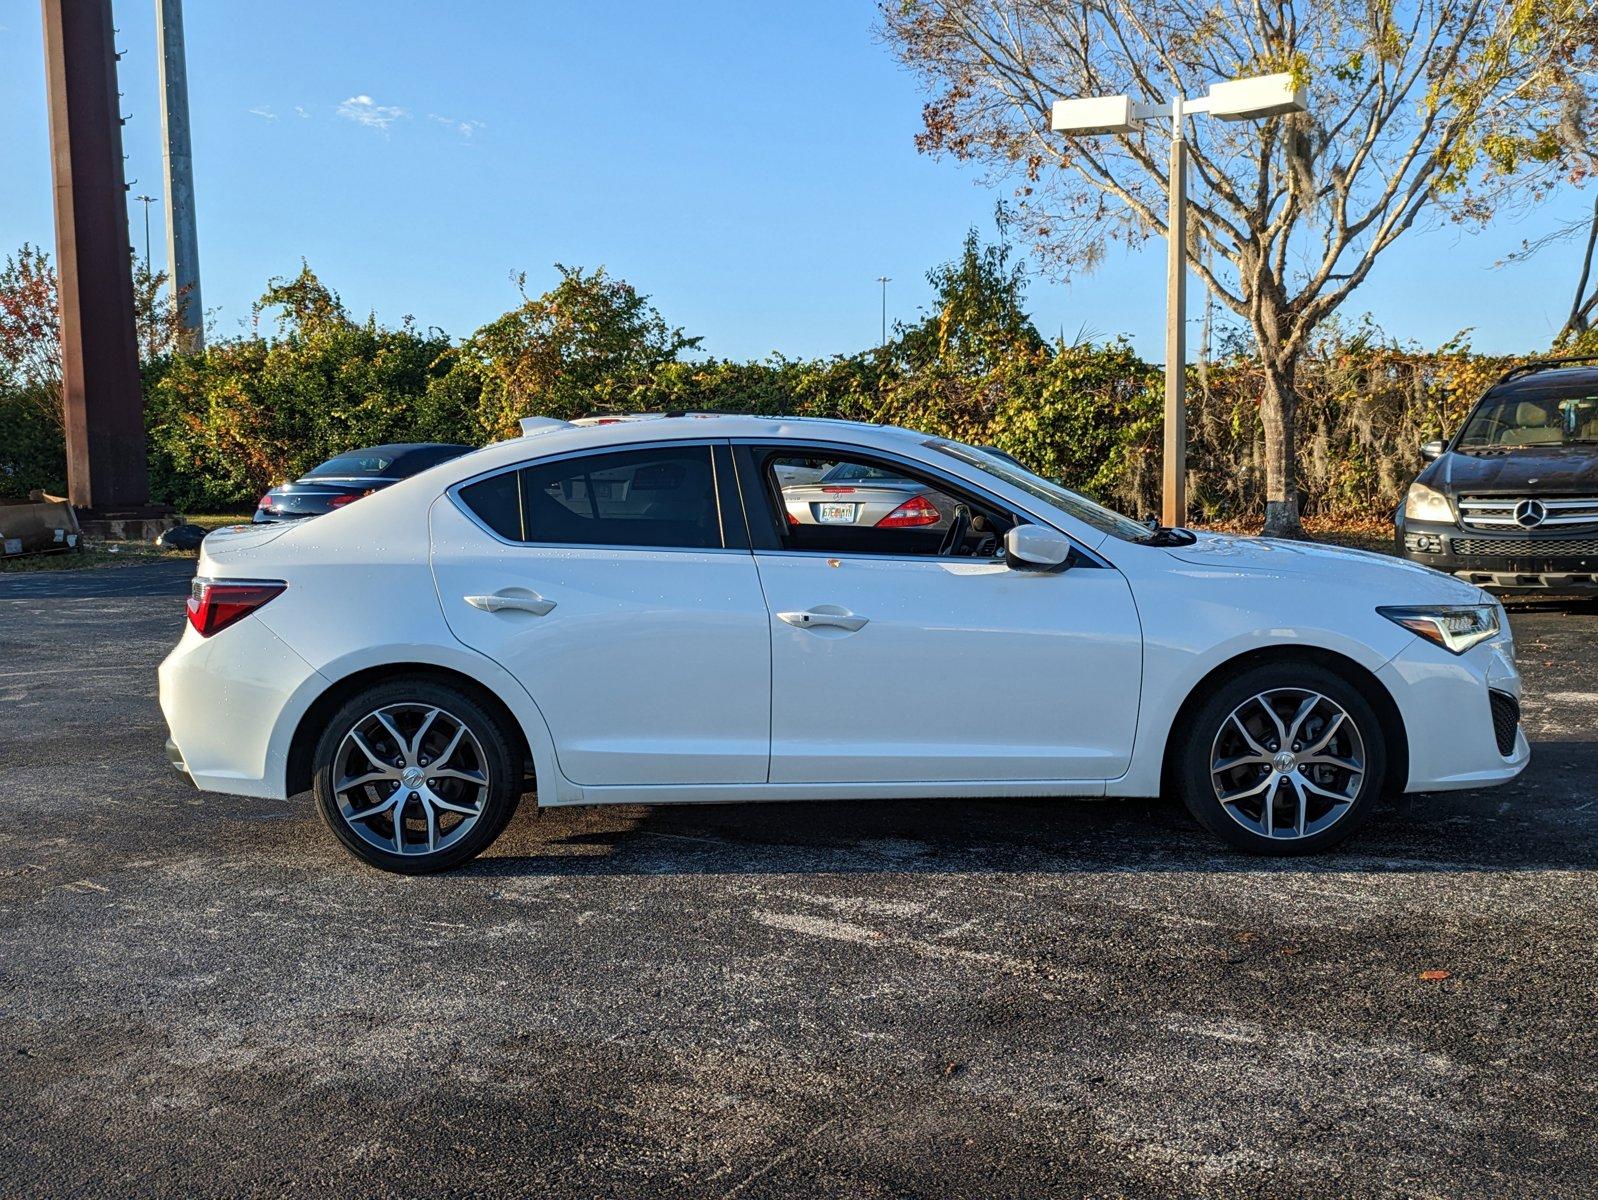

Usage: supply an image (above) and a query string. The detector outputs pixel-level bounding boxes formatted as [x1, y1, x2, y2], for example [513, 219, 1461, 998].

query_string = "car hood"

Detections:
[1166, 533, 1486, 604]
[1428, 446, 1598, 492]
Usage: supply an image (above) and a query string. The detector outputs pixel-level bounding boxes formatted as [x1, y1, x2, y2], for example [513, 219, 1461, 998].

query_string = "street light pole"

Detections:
[876, 275, 891, 347]
[1050, 73, 1306, 529]
[1163, 97, 1187, 528]
[135, 194, 156, 272]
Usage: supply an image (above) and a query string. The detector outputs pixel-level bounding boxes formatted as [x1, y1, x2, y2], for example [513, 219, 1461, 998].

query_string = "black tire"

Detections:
[311, 678, 522, 874]
[1174, 661, 1388, 855]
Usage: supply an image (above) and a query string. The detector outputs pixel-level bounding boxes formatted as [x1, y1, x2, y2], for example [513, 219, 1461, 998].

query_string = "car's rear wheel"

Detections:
[311, 679, 521, 873]
[1175, 662, 1387, 855]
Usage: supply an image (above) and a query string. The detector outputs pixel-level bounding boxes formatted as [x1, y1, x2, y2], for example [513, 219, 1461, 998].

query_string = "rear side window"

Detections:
[458, 445, 724, 549]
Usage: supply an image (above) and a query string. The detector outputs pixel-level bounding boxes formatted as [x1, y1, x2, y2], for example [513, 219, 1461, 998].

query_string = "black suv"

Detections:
[1395, 357, 1598, 591]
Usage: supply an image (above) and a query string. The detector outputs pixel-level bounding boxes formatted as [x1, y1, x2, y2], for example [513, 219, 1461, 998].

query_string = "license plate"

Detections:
[817, 502, 857, 524]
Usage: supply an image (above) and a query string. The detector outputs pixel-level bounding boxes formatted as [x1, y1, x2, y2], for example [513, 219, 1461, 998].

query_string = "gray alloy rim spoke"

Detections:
[332, 703, 491, 858]
[409, 708, 441, 760]
[346, 793, 401, 823]
[1300, 753, 1362, 773]
[337, 767, 397, 792]
[1299, 712, 1346, 756]
[1210, 687, 1365, 842]
[426, 790, 482, 817]
[428, 766, 486, 784]
[373, 711, 409, 763]
[347, 729, 392, 772]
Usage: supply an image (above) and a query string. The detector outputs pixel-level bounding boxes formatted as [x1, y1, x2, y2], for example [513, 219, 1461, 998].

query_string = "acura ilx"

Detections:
[160, 414, 1528, 872]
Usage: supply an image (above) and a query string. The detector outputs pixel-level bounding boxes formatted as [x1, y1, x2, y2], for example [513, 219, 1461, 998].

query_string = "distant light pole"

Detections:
[134, 194, 156, 271]
[876, 275, 891, 347]
[1051, 73, 1307, 528]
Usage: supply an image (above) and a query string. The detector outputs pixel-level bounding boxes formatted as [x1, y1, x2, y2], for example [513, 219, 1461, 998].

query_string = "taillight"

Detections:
[876, 494, 941, 527]
[257, 494, 273, 510]
[821, 486, 857, 494]
[327, 489, 374, 509]
[187, 578, 286, 637]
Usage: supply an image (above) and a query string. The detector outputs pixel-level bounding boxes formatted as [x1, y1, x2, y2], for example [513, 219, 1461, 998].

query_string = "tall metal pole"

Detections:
[40, 0, 151, 514]
[1163, 96, 1189, 529]
[135, 194, 156, 271]
[876, 276, 891, 347]
[157, 0, 203, 351]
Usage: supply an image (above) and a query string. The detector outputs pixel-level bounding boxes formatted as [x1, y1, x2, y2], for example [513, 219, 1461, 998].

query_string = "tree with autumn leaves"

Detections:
[882, 0, 1598, 535]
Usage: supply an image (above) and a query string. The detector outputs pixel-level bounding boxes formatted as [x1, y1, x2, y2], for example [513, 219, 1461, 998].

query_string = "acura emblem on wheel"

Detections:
[1513, 499, 1547, 528]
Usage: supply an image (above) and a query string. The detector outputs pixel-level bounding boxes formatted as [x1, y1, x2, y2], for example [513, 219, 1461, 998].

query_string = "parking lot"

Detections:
[1, 558, 1594, 1198]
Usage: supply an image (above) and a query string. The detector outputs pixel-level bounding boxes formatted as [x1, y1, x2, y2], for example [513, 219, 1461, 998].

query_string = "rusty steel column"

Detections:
[41, 0, 151, 514]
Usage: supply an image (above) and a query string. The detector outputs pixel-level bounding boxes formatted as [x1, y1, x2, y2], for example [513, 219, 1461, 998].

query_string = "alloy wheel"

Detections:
[1208, 688, 1365, 840]
[331, 703, 490, 857]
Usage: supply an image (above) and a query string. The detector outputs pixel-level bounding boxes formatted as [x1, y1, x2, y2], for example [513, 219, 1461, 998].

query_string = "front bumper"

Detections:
[1394, 517, 1598, 590]
[1377, 624, 1529, 792]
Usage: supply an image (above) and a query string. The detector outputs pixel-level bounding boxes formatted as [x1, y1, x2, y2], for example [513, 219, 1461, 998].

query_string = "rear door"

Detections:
[737, 442, 1143, 785]
[430, 441, 771, 786]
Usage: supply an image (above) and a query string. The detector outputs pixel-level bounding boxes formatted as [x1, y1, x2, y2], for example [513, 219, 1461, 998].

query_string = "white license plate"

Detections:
[817, 502, 857, 524]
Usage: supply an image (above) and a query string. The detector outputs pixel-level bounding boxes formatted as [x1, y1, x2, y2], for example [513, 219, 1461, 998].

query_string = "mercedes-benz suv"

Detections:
[1395, 357, 1598, 591]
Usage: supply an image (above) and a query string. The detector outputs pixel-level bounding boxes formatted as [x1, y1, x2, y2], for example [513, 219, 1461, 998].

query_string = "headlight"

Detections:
[1403, 481, 1453, 522]
[1378, 604, 1500, 654]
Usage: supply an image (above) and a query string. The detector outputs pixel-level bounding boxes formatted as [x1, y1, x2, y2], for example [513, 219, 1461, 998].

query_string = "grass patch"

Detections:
[0, 512, 251, 575]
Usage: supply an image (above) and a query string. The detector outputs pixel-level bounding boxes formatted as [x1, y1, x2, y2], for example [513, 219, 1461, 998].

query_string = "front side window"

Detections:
[458, 445, 723, 549]
[1457, 389, 1598, 449]
[927, 439, 1154, 543]
[756, 450, 1012, 557]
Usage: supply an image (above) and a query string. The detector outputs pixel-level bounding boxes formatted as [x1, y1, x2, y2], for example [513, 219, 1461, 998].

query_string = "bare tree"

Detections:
[1558, 195, 1598, 343]
[882, 0, 1598, 535]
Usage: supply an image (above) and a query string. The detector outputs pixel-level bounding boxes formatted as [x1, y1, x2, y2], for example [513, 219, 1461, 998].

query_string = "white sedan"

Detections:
[159, 414, 1529, 872]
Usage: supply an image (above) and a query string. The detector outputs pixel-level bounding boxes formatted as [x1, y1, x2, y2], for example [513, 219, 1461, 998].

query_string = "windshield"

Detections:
[1457, 390, 1598, 449]
[928, 439, 1153, 542]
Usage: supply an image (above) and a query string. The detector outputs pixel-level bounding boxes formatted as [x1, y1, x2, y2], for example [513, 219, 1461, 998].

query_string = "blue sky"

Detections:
[0, 1, 1591, 361]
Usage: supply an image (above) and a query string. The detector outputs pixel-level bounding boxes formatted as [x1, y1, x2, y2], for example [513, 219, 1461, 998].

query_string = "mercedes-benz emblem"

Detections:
[1513, 499, 1547, 528]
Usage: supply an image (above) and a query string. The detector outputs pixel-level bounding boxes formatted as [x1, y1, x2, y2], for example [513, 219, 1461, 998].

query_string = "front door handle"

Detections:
[778, 609, 869, 632]
[464, 591, 557, 616]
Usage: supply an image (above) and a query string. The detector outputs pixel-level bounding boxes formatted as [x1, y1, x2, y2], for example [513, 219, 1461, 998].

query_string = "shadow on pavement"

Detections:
[462, 741, 1596, 880]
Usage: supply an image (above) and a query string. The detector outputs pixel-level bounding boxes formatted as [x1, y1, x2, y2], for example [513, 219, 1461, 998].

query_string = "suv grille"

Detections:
[1453, 536, 1598, 557]
[1489, 690, 1520, 757]
[1458, 496, 1598, 530]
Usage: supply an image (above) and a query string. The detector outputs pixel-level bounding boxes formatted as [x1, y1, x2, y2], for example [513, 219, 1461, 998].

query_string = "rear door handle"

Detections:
[464, 591, 557, 616]
[778, 609, 869, 632]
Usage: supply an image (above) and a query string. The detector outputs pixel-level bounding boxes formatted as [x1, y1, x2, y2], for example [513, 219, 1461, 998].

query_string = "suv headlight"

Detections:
[1403, 481, 1453, 522]
[1378, 604, 1500, 654]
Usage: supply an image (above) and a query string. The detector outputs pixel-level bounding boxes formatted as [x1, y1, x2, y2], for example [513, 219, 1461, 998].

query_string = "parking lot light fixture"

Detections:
[1051, 72, 1308, 527]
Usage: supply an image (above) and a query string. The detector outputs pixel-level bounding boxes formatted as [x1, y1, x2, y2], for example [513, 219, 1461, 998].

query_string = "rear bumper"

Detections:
[159, 616, 326, 798]
[1394, 517, 1598, 590]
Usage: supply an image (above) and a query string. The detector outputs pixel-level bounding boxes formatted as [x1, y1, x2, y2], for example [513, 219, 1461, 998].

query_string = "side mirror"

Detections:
[1420, 439, 1446, 462]
[1004, 524, 1073, 571]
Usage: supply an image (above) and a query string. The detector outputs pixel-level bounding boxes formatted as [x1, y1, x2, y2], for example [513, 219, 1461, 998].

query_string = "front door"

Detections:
[739, 444, 1142, 784]
[430, 442, 771, 786]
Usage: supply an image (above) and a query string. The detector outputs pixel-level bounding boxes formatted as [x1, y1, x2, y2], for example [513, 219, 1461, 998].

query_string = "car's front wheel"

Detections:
[311, 679, 522, 873]
[1175, 662, 1388, 854]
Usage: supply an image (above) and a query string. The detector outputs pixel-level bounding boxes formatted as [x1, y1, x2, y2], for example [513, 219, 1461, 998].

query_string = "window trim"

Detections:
[729, 438, 1108, 568]
[448, 439, 747, 555]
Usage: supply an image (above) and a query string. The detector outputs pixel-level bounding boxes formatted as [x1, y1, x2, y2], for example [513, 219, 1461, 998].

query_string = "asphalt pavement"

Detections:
[1, 558, 1594, 1198]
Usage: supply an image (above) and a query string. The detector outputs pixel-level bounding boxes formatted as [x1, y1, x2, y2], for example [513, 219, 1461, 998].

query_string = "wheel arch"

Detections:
[285, 663, 536, 798]
[1157, 645, 1410, 798]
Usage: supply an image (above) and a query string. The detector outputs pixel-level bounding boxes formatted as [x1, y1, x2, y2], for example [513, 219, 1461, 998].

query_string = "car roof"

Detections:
[1486, 365, 1598, 399]
[449, 414, 935, 476]
[325, 442, 475, 457]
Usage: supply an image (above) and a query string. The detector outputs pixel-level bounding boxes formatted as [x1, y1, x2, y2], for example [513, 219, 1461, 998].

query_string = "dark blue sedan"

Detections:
[254, 443, 474, 523]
